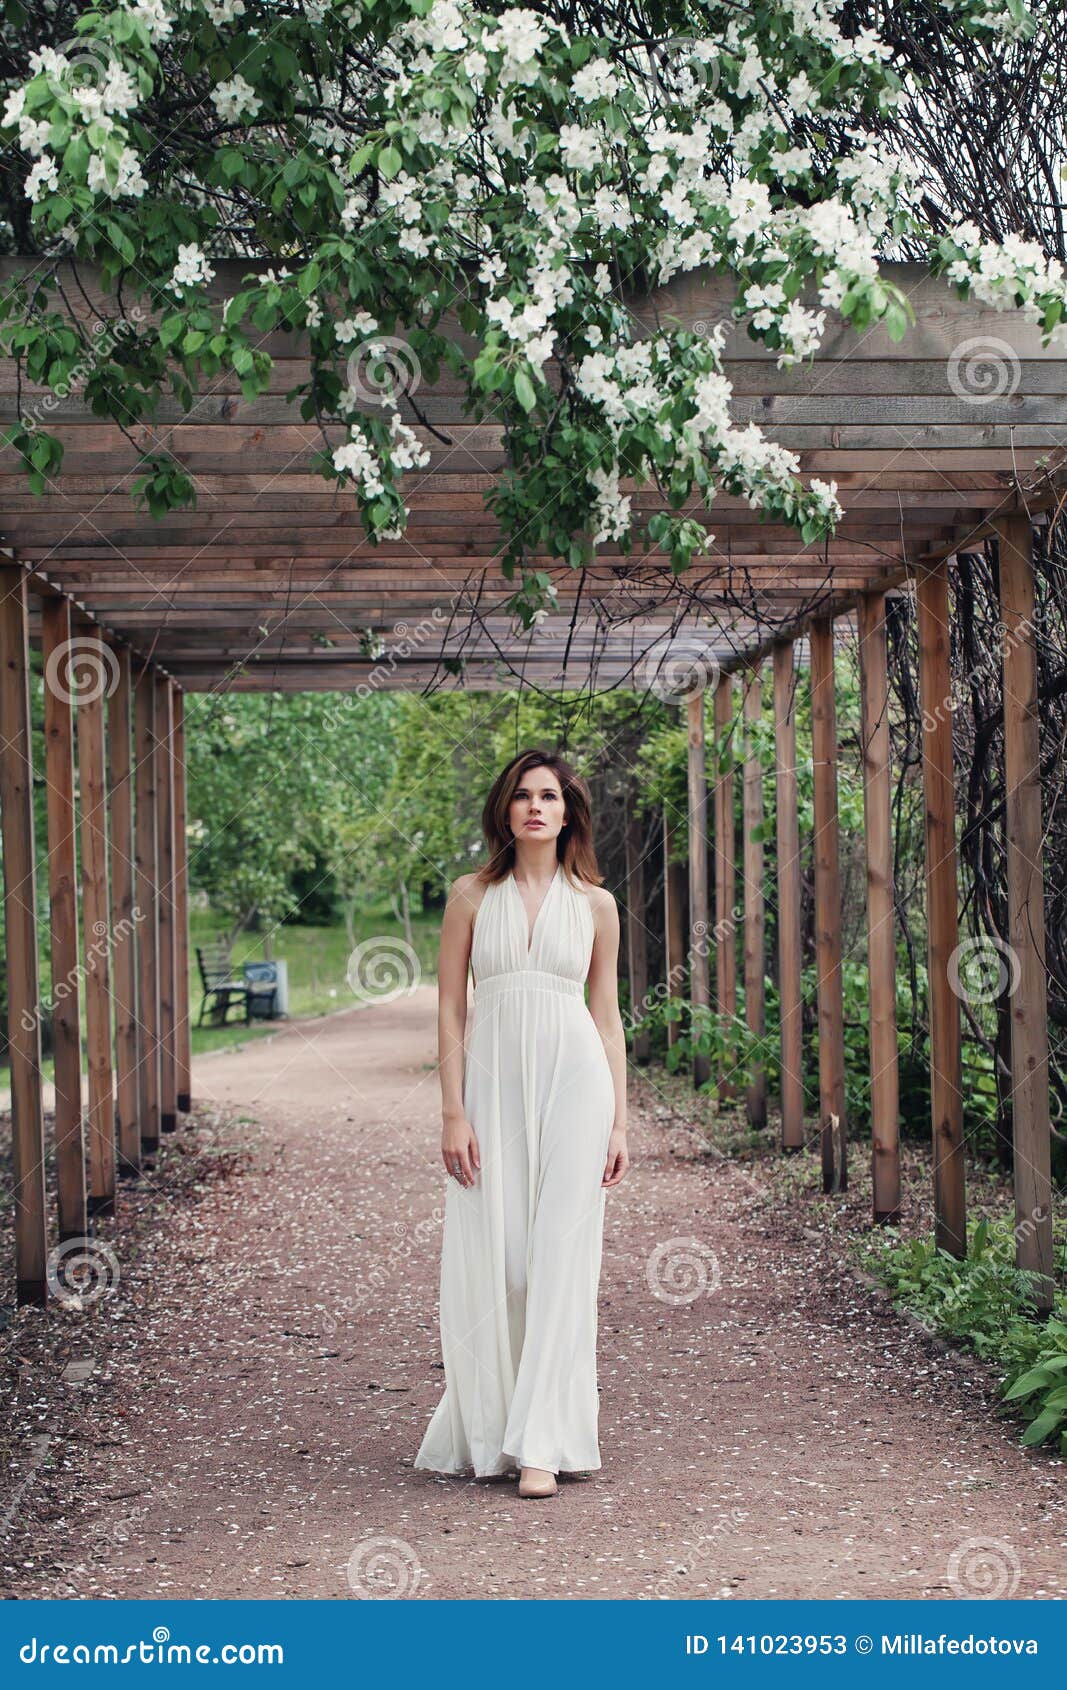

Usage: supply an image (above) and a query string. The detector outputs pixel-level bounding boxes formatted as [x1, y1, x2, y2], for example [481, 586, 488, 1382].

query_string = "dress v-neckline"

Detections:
[509, 862, 561, 955]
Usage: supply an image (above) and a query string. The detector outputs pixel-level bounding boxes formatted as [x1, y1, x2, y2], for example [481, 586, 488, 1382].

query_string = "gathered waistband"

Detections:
[472, 968, 584, 1002]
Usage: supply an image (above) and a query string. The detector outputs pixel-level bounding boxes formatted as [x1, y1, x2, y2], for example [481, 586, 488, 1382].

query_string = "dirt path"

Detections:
[3, 989, 1065, 1600]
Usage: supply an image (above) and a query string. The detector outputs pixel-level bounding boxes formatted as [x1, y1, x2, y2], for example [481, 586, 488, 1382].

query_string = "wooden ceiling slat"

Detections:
[2, 257, 1064, 688]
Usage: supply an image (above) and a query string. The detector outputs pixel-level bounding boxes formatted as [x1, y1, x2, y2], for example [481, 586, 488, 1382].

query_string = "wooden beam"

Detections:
[810, 617, 848, 1192]
[133, 665, 160, 1153]
[155, 675, 178, 1131]
[713, 674, 737, 1098]
[108, 643, 140, 1175]
[625, 800, 650, 1064]
[742, 664, 767, 1129]
[857, 594, 902, 1224]
[75, 634, 115, 1217]
[995, 514, 1054, 1310]
[772, 642, 805, 1150]
[172, 689, 192, 1113]
[915, 556, 966, 1257]
[0, 566, 48, 1303]
[663, 810, 686, 1052]
[40, 599, 87, 1239]
[687, 688, 711, 1089]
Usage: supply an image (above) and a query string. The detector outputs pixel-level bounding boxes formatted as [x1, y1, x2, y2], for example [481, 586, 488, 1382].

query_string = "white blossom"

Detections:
[166, 242, 215, 292]
[124, 0, 174, 44]
[25, 155, 59, 202]
[335, 312, 379, 345]
[388, 410, 431, 471]
[87, 146, 147, 199]
[333, 424, 387, 498]
[2, 87, 26, 126]
[558, 124, 603, 172]
[201, 0, 246, 20]
[571, 60, 618, 103]
[211, 74, 262, 124]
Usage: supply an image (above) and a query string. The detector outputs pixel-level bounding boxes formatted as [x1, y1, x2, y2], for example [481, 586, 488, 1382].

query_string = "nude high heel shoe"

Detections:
[518, 1465, 558, 1498]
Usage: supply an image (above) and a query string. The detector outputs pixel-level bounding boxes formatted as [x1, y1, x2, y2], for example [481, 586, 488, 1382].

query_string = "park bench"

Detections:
[195, 943, 252, 1027]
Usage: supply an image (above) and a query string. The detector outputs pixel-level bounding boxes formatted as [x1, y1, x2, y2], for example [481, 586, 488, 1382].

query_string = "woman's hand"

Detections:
[602, 1127, 629, 1188]
[442, 1111, 481, 1187]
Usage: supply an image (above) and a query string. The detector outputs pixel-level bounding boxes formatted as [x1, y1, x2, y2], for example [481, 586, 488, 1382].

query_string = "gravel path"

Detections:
[2, 988, 1064, 1600]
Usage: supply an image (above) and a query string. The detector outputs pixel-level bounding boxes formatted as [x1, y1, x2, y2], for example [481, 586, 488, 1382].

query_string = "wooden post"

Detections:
[742, 665, 767, 1128]
[624, 801, 650, 1063]
[810, 617, 848, 1192]
[40, 600, 87, 1239]
[172, 688, 192, 1113]
[713, 674, 737, 1098]
[687, 687, 711, 1089]
[915, 557, 966, 1257]
[663, 811, 686, 1051]
[108, 643, 140, 1176]
[75, 632, 116, 1217]
[155, 675, 177, 1131]
[134, 665, 161, 1153]
[0, 566, 48, 1303]
[995, 514, 1054, 1309]
[772, 642, 805, 1150]
[858, 594, 902, 1224]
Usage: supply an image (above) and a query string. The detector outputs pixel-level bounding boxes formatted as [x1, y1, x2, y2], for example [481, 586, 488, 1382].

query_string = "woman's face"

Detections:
[509, 764, 567, 844]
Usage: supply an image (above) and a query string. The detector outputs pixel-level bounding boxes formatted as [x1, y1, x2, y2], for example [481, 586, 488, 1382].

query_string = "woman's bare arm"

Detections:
[586, 886, 630, 1186]
[436, 873, 482, 1185]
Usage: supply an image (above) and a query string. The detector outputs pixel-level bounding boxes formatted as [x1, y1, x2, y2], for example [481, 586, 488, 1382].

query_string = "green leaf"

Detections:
[348, 141, 375, 175]
[1022, 1405, 1066, 1446]
[514, 369, 537, 413]
[1004, 1360, 1067, 1399]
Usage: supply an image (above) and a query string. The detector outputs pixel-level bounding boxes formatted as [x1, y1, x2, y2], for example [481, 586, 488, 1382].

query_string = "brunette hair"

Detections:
[477, 749, 601, 887]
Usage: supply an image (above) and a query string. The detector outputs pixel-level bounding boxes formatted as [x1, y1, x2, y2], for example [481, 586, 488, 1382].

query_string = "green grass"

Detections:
[856, 1213, 1067, 1454]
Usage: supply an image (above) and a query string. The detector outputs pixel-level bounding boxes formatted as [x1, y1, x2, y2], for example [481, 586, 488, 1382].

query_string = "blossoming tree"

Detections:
[1, 0, 1064, 626]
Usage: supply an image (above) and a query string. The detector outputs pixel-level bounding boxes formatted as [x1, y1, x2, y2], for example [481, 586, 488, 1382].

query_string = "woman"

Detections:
[414, 748, 630, 1498]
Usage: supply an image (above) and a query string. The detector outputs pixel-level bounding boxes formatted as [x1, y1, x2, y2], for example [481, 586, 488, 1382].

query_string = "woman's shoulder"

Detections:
[449, 869, 483, 894]
[572, 875, 617, 917]
[445, 869, 494, 915]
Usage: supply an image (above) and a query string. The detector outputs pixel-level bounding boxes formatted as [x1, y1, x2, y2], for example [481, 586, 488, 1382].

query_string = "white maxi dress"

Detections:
[414, 862, 617, 1477]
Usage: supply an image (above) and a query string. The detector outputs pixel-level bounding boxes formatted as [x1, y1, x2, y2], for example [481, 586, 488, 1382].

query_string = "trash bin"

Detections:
[242, 959, 288, 1019]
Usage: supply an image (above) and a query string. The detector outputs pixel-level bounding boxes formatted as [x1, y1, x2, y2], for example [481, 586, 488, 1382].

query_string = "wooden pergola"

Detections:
[0, 259, 1061, 1308]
